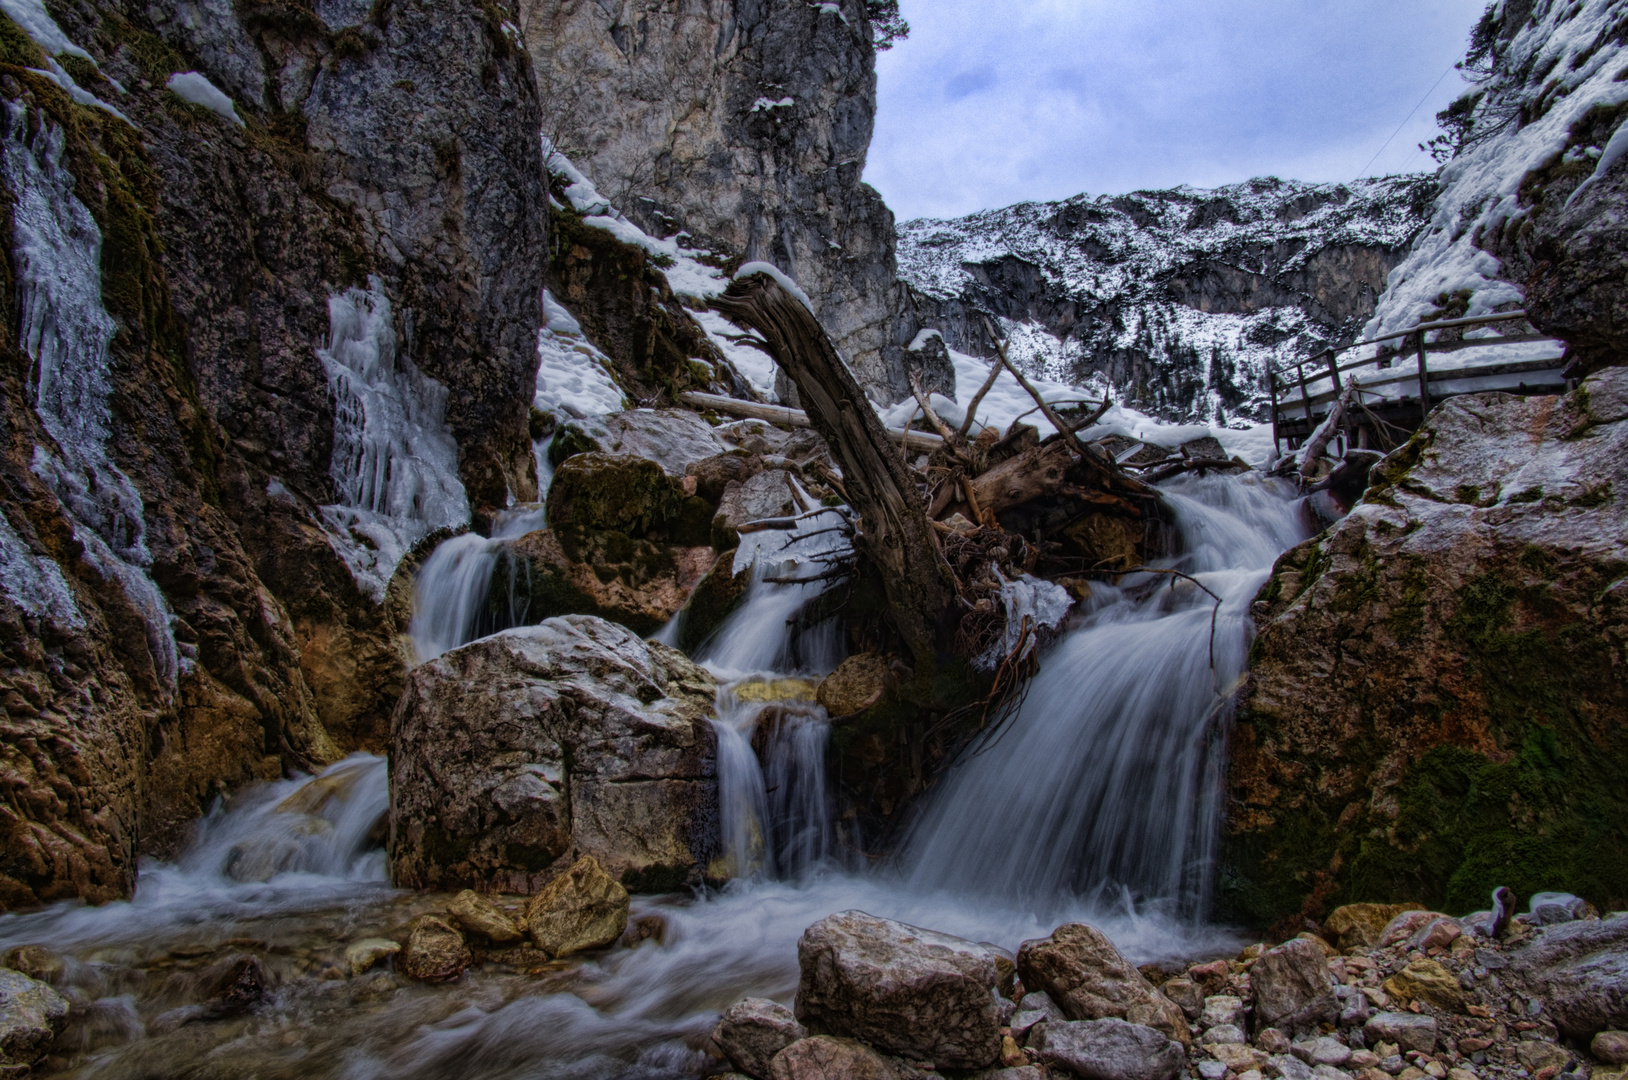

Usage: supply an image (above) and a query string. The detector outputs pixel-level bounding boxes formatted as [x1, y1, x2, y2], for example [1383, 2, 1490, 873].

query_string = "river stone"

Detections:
[1511, 914, 1628, 1035]
[714, 998, 806, 1080]
[1363, 1012, 1437, 1054]
[344, 938, 400, 977]
[1270, 1053, 1315, 1080]
[816, 653, 890, 719]
[1252, 938, 1338, 1032]
[552, 410, 727, 477]
[524, 855, 630, 958]
[2, 947, 61, 987]
[1201, 1023, 1246, 1045]
[447, 890, 523, 943]
[401, 915, 471, 982]
[768, 1035, 898, 1080]
[1324, 904, 1426, 951]
[390, 616, 718, 893]
[1030, 1017, 1185, 1080]
[1383, 959, 1463, 1011]
[0, 967, 67, 1068]
[1016, 923, 1189, 1045]
[1208, 1042, 1263, 1072]
[794, 910, 1002, 1069]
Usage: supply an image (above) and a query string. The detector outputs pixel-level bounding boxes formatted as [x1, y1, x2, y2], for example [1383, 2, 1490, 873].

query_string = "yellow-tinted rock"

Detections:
[344, 937, 400, 976]
[1324, 903, 1427, 951]
[1384, 959, 1464, 1011]
[524, 855, 630, 958]
[816, 654, 890, 718]
[400, 916, 469, 983]
[733, 678, 818, 704]
[447, 890, 523, 943]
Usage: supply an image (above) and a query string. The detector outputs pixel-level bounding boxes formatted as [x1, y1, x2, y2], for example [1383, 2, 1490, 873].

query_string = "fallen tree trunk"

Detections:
[713, 275, 958, 671]
[675, 391, 945, 451]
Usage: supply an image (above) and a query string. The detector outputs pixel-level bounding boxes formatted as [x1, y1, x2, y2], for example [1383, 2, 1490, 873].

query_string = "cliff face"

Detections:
[897, 177, 1432, 425]
[0, 0, 547, 906]
[518, 0, 919, 403]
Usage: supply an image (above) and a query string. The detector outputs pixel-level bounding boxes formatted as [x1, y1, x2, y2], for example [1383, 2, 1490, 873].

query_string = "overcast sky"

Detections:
[865, 0, 1491, 222]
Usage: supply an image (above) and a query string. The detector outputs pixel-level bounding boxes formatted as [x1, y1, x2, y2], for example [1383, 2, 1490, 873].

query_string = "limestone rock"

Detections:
[1226, 369, 1628, 924]
[816, 654, 891, 719]
[2, 947, 61, 987]
[689, 452, 766, 504]
[768, 1035, 899, 1080]
[0, 967, 67, 1068]
[1383, 959, 1463, 1011]
[1363, 1013, 1437, 1054]
[794, 910, 1002, 1069]
[714, 998, 806, 1079]
[524, 855, 630, 959]
[390, 617, 718, 893]
[447, 890, 523, 943]
[713, 470, 797, 548]
[1251, 938, 1338, 1032]
[1200, 995, 1247, 1029]
[499, 528, 720, 637]
[551, 410, 727, 477]
[344, 938, 401, 977]
[401, 916, 470, 983]
[1512, 914, 1628, 1035]
[1381, 911, 1450, 948]
[1017, 923, 1189, 1045]
[1323, 903, 1426, 951]
[546, 453, 687, 543]
[1162, 976, 1203, 1020]
[1031, 1017, 1185, 1080]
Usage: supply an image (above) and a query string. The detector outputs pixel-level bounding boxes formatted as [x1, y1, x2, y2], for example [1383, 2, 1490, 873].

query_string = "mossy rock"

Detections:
[546, 453, 683, 550]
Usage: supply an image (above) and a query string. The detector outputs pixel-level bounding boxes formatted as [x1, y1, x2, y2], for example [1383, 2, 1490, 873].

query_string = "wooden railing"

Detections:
[1269, 311, 1568, 456]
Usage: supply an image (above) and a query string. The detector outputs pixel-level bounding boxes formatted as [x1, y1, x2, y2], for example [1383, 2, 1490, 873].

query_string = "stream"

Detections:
[0, 470, 1308, 1079]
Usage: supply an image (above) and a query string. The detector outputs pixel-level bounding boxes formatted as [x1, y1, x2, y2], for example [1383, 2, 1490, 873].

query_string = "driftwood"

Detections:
[714, 276, 958, 669]
[676, 391, 944, 452]
[1300, 382, 1355, 482]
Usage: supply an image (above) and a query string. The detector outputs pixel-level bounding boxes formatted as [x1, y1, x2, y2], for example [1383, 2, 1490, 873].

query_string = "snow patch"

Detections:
[751, 96, 795, 112]
[735, 261, 817, 316]
[533, 289, 627, 420]
[695, 309, 778, 401]
[980, 573, 1073, 670]
[317, 277, 470, 603]
[908, 328, 944, 352]
[0, 0, 92, 59]
[167, 72, 244, 127]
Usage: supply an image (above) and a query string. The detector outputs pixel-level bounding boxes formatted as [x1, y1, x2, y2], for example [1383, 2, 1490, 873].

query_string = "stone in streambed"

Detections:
[1016, 923, 1188, 1045]
[1200, 994, 1246, 1029]
[0, 967, 67, 1069]
[714, 998, 806, 1080]
[794, 910, 1002, 1069]
[1201, 1023, 1246, 1045]
[401, 916, 471, 982]
[816, 653, 891, 719]
[525, 855, 630, 958]
[1250, 938, 1338, 1032]
[768, 1035, 898, 1080]
[1161, 975, 1203, 1019]
[1030, 1017, 1185, 1080]
[447, 889, 523, 943]
[344, 937, 401, 976]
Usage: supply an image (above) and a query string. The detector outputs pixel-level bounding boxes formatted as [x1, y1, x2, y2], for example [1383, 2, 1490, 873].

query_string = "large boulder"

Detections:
[0, 967, 67, 1069]
[1513, 914, 1628, 1036]
[794, 911, 1003, 1069]
[496, 529, 720, 638]
[1016, 924, 1189, 1046]
[1226, 369, 1628, 925]
[1250, 938, 1337, 1032]
[1323, 903, 1425, 951]
[715, 998, 807, 1079]
[713, 470, 799, 549]
[550, 410, 728, 477]
[389, 616, 719, 893]
[1029, 1018, 1185, 1080]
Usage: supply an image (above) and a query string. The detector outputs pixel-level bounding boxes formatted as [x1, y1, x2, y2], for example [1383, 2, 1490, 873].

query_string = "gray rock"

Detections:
[389, 616, 719, 893]
[970, 1069, 1043, 1080]
[1198, 1062, 1228, 1080]
[794, 911, 1002, 1069]
[554, 410, 727, 477]
[1016, 990, 1066, 1020]
[1594, 1030, 1628, 1065]
[1512, 913, 1628, 1036]
[1252, 938, 1337, 1032]
[1269, 1053, 1314, 1080]
[1200, 994, 1247, 1029]
[1162, 976, 1203, 1020]
[1030, 1017, 1185, 1080]
[768, 1035, 899, 1080]
[1292, 1036, 1352, 1067]
[713, 470, 798, 545]
[1016, 924, 1189, 1045]
[1311, 1066, 1350, 1080]
[1362, 1012, 1437, 1055]
[1201, 1023, 1247, 1045]
[0, 967, 67, 1068]
[1528, 892, 1589, 926]
[715, 998, 806, 1080]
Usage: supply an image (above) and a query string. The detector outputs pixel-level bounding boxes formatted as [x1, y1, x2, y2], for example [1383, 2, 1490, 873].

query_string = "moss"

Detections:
[503, 843, 561, 873]
[620, 862, 689, 894]
[330, 26, 371, 61]
[94, 13, 186, 82]
[1508, 485, 1544, 504]
[1454, 484, 1481, 505]
[0, 14, 44, 69]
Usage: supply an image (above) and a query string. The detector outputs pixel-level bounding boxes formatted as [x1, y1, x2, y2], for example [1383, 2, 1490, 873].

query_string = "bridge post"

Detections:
[1268, 368, 1280, 458]
[1415, 331, 1431, 416]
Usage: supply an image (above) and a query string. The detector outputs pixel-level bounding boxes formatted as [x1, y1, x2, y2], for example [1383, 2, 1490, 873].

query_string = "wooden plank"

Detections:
[1282, 357, 1568, 414]
[677, 390, 945, 451]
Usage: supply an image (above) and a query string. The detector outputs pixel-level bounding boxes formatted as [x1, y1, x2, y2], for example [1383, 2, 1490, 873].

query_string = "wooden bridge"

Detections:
[1269, 311, 1571, 458]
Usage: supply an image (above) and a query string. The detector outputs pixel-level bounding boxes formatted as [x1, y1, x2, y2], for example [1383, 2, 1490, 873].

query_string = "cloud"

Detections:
[866, 0, 1490, 220]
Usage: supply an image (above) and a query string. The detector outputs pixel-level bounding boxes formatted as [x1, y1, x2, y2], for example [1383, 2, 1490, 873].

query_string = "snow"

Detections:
[0, 507, 82, 628]
[1566, 118, 1628, 207]
[908, 328, 944, 352]
[533, 289, 628, 419]
[0, 0, 93, 59]
[317, 276, 471, 603]
[811, 2, 849, 23]
[750, 97, 795, 112]
[735, 261, 817, 316]
[694, 309, 778, 400]
[166, 72, 244, 128]
[28, 59, 133, 125]
[2, 101, 179, 686]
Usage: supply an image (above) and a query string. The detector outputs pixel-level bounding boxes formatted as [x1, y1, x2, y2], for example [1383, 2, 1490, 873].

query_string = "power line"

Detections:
[1360, 64, 1457, 178]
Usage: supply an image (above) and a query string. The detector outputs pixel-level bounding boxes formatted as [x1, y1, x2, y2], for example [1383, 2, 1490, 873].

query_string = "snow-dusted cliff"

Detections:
[898, 176, 1434, 425]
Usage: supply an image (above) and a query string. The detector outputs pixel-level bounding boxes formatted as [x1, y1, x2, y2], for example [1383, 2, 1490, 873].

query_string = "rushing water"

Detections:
[1, 471, 1308, 1079]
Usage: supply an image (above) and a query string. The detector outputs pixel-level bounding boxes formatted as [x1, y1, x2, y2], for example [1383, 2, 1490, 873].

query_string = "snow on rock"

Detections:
[534, 289, 627, 420]
[750, 96, 795, 112]
[0, 0, 93, 59]
[28, 60, 133, 125]
[317, 276, 470, 603]
[1, 101, 180, 687]
[166, 71, 244, 127]
[694, 309, 778, 400]
[735, 261, 818, 315]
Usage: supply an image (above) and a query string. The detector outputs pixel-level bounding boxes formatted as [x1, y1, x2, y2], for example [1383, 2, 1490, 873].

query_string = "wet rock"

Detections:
[2, 947, 62, 986]
[794, 910, 1002, 1069]
[1512, 914, 1628, 1035]
[1594, 1030, 1628, 1064]
[1363, 1013, 1437, 1054]
[1252, 939, 1337, 1032]
[768, 1035, 899, 1080]
[524, 855, 630, 959]
[1162, 975, 1203, 1020]
[1031, 1017, 1185, 1080]
[1181, 436, 1228, 461]
[344, 938, 400, 977]
[1016, 923, 1189, 1045]
[816, 654, 891, 719]
[390, 616, 718, 893]
[447, 890, 523, 943]
[1382, 960, 1463, 1011]
[546, 453, 688, 542]
[150, 953, 271, 1032]
[0, 967, 67, 1068]
[499, 527, 721, 637]
[714, 998, 806, 1080]
[551, 410, 727, 477]
[713, 470, 797, 548]
[1200, 995, 1247, 1029]
[401, 916, 470, 983]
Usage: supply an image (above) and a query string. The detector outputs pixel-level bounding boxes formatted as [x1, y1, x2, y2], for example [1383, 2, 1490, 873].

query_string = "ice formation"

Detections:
[0, 507, 83, 628]
[317, 277, 470, 603]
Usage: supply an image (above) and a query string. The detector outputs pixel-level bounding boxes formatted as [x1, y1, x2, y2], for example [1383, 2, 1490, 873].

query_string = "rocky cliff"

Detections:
[0, 0, 547, 907]
[896, 176, 1434, 425]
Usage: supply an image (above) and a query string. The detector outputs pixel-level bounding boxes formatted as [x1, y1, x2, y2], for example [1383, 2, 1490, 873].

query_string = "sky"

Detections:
[865, 0, 1492, 222]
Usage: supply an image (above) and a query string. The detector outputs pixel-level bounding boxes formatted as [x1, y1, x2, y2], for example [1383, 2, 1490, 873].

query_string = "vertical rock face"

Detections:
[520, 0, 917, 402]
[1225, 369, 1628, 928]
[0, 0, 549, 906]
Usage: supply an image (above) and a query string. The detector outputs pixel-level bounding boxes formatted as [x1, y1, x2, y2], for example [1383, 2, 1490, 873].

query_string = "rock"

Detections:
[524, 855, 630, 959]
[1018, 990, 1066, 1020]
[1380, 911, 1451, 948]
[447, 890, 523, 943]
[0, 967, 67, 1068]
[1251, 939, 1337, 1032]
[1295, 932, 1340, 959]
[712, 470, 797, 548]
[1292, 1037, 1353, 1067]
[688, 451, 766, 504]
[1198, 1062, 1229, 1080]
[551, 410, 727, 477]
[1210, 1043, 1265, 1072]
[1407, 919, 1462, 952]
[1000, 1033, 1030, 1068]
[344, 938, 401, 977]
[390, 617, 719, 893]
[1016, 923, 1189, 1045]
[1269, 1053, 1315, 1080]
[1256, 1029, 1292, 1054]
[1188, 959, 1229, 995]
[1511, 915, 1628, 1035]
[1225, 369, 1628, 925]
[987, 945, 1018, 999]
[1596, 1031, 1628, 1065]
[794, 911, 1001, 1069]
[1200, 995, 1247, 1029]
[1030, 1018, 1185, 1080]
[1363, 1013, 1437, 1054]
[1201, 1024, 1247, 1045]
[1516, 1041, 1571, 1074]
[2, 947, 61, 986]
[401, 916, 471, 983]
[1311, 1067, 1349, 1080]
[768, 1035, 900, 1080]
[976, 1068, 1043, 1080]
[816, 654, 891, 719]
[150, 953, 272, 1032]
[1382, 960, 1463, 1011]
[714, 998, 806, 1080]
[1527, 892, 1588, 926]
[1162, 976, 1203, 1020]
[546, 453, 688, 542]
[1181, 436, 1228, 461]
